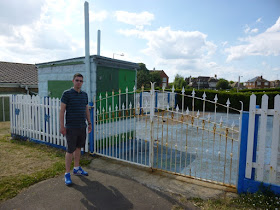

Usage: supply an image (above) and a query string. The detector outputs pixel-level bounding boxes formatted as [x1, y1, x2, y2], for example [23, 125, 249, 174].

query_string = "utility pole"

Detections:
[237, 76, 242, 92]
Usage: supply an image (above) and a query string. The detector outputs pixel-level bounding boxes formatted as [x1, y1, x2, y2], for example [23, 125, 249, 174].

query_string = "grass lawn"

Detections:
[0, 122, 92, 203]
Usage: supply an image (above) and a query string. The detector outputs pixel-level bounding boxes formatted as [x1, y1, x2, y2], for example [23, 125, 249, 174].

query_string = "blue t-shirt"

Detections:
[61, 88, 88, 128]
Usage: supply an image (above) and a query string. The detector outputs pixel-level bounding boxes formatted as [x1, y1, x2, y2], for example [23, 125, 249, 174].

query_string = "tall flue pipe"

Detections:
[97, 30, 101, 56]
[84, 1, 91, 101]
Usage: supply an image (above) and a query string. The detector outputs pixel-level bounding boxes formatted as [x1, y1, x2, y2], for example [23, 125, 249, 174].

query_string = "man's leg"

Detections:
[65, 152, 73, 185]
[65, 152, 73, 173]
[73, 147, 81, 167]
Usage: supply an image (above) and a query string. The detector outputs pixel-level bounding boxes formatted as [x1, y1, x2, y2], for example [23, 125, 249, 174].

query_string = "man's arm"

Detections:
[60, 102, 66, 135]
[86, 105, 92, 133]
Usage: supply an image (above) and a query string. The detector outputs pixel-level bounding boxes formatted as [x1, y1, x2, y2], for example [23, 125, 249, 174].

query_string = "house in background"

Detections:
[231, 82, 246, 90]
[186, 75, 218, 90]
[150, 69, 169, 88]
[0, 61, 38, 95]
[270, 80, 280, 88]
[244, 76, 270, 89]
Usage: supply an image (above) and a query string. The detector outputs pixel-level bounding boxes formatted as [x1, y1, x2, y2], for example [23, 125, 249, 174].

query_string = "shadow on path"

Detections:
[72, 176, 133, 209]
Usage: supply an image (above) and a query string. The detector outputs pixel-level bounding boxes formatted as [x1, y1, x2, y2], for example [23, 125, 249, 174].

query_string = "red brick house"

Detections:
[244, 76, 270, 89]
[150, 69, 169, 88]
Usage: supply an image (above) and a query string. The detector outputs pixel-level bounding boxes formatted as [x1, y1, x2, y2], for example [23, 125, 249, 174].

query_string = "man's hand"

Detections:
[88, 123, 92, 133]
[60, 126, 66, 136]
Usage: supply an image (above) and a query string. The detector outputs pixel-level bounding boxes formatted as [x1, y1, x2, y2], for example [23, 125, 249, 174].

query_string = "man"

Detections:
[60, 73, 92, 186]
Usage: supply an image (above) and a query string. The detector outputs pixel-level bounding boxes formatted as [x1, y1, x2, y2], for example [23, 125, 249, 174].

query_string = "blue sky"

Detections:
[0, 0, 279, 83]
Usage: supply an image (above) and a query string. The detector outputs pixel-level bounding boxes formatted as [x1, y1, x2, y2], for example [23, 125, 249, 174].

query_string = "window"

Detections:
[265, 82, 269, 86]
[163, 77, 167, 82]
[257, 81, 261, 86]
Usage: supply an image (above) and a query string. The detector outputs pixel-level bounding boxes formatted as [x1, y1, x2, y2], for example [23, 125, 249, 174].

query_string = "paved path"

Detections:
[0, 157, 236, 210]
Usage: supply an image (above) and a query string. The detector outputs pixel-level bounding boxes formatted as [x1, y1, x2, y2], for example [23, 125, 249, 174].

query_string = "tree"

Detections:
[137, 70, 150, 89]
[149, 71, 162, 88]
[216, 79, 231, 90]
[138, 63, 149, 72]
[173, 74, 187, 89]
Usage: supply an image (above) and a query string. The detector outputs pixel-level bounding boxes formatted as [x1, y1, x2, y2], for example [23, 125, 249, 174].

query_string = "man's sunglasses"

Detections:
[75, 79, 83, 83]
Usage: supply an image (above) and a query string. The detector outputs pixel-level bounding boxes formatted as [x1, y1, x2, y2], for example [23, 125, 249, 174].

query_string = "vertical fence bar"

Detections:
[270, 95, 280, 183]
[89, 101, 94, 153]
[256, 95, 268, 181]
[245, 94, 257, 179]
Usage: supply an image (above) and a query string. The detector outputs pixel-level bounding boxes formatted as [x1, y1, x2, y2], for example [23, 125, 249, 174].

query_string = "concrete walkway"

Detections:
[0, 156, 237, 210]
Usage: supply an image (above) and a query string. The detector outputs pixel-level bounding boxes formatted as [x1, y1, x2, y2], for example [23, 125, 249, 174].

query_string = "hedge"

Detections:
[171, 89, 279, 112]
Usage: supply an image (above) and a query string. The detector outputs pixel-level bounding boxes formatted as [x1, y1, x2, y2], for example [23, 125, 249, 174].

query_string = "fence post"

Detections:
[89, 101, 94, 153]
[237, 105, 260, 193]
[237, 111, 249, 193]
[149, 82, 155, 168]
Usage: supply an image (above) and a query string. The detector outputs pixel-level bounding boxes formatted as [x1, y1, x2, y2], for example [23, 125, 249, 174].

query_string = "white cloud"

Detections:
[115, 11, 154, 28]
[250, 28, 259, 33]
[119, 26, 218, 81]
[244, 25, 259, 34]
[90, 10, 108, 22]
[222, 41, 228, 47]
[0, 0, 45, 26]
[225, 16, 280, 62]
[0, 0, 88, 63]
[256, 17, 262, 23]
[119, 27, 216, 60]
[244, 25, 250, 34]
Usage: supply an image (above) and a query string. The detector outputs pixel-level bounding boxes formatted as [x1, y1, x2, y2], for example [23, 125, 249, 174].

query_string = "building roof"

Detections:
[231, 82, 245, 88]
[247, 76, 269, 83]
[208, 77, 218, 82]
[36, 55, 140, 71]
[150, 70, 169, 78]
[0, 61, 38, 86]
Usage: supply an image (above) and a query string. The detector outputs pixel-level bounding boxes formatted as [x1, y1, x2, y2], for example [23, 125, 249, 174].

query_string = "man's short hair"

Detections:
[73, 73, 83, 80]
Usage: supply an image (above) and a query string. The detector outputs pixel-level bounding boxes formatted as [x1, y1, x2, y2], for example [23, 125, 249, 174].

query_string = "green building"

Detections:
[36, 55, 139, 102]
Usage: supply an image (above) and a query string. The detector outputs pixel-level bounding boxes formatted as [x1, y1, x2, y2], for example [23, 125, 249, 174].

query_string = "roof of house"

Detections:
[231, 82, 245, 88]
[208, 77, 218, 82]
[0, 61, 38, 86]
[247, 76, 269, 83]
[150, 70, 169, 78]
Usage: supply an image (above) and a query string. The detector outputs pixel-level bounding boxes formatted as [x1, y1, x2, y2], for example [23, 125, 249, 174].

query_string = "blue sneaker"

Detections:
[73, 167, 88, 176]
[64, 173, 72, 185]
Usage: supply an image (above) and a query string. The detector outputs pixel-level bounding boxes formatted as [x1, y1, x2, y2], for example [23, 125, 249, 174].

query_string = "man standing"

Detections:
[60, 73, 92, 186]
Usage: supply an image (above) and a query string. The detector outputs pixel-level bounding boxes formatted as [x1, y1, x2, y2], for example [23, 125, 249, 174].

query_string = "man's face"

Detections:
[73, 76, 83, 89]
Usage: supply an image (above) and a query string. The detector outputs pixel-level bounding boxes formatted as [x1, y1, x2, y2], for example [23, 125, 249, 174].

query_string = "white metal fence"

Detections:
[246, 94, 280, 184]
[9, 94, 89, 152]
[93, 85, 241, 187]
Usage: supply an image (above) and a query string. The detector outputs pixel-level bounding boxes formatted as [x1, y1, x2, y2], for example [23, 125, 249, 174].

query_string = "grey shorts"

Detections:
[66, 127, 86, 153]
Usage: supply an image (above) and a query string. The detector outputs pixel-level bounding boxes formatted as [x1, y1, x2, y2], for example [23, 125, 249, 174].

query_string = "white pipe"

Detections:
[84, 1, 91, 101]
[97, 30, 101, 56]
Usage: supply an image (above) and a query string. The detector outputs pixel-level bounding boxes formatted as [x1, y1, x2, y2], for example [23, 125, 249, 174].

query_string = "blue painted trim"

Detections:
[237, 111, 249, 194]
[140, 92, 142, 115]
[15, 108, 20, 115]
[168, 93, 170, 106]
[89, 101, 94, 153]
[29, 138, 66, 151]
[252, 110, 260, 179]
[11, 134, 28, 141]
[174, 93, 177, 109]
[155, 92, 158, 112]
[243, 179, 280, 195]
